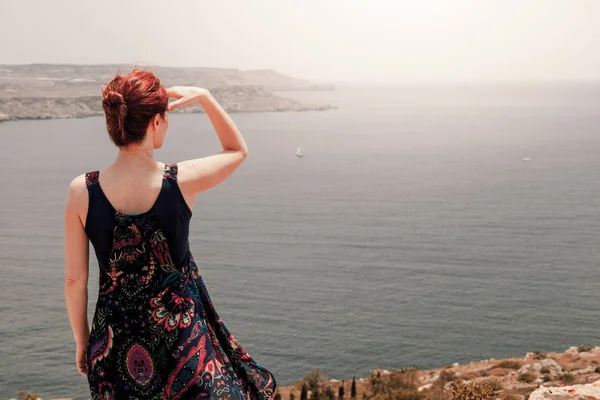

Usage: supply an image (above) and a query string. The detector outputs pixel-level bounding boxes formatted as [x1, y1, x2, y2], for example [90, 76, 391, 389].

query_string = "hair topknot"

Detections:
[101, 69, 168, 147]
[102, 90, 128, 141]
[103, 90, 126, 108]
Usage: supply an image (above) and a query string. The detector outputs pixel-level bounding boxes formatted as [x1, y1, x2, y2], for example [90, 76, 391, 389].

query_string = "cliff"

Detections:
[529, 379, 600, 400]
[276, 345, 600, 400]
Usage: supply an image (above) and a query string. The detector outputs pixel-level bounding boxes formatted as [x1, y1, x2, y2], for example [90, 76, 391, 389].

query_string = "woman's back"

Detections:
[63, 70, 276, 399]
[85, 162, 192, 270]
[83, 161, 275, 399]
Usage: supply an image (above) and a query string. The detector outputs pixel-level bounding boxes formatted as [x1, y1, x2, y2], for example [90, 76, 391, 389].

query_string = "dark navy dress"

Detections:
[83, 163, 276, 400]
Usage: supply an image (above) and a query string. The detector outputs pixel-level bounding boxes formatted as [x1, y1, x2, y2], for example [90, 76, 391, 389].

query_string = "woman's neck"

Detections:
[114, 145, 155, 169]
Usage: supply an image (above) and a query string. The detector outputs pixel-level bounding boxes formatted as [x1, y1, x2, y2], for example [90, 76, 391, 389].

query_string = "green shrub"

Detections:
[540, 367, 550, 374]
[577, 345, 594, 353]
[595, 366, 600, 373]
[301, 383, 308, 400]
[312, 385, 321, 400]
[323, 386, 335, 400]
[369, 370, 384, 395]
[389, 368, 419, 390]
[493, 361, 522, 370]
[440, 370, 457, 384]
[560, 373, 574, 383]
[542, 375, 551, 382]
[517, 373, 535, 383]
[338, 381, 344, 400]
[368, 367, 421, 397]
[305, 369, 330, 392]
[391, 389, 423, 400]
[532, 351, 547, 360]
[480, 379, 502, 391]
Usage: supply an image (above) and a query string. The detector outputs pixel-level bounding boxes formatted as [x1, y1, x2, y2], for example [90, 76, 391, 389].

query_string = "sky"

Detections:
[1, 0, 599, 83]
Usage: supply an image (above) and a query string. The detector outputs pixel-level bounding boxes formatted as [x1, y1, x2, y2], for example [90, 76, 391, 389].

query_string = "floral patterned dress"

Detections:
[83, 163, 276, 400]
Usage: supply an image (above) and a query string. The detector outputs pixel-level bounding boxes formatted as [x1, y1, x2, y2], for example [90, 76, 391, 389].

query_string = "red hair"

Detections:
[101, 69, 168, 147]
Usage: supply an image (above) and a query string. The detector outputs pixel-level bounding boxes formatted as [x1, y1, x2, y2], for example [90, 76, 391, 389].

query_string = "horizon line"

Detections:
[1, 62, 600, 85]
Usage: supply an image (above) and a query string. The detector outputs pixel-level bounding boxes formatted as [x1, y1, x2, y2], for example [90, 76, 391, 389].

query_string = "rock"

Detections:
[525, 352, 548, 360]
[418, 383, 433, 392]
[529, 378, 600, 400]
[564, 346, 579, 356]
[571, 366, 597, 375]
[427, 373, 440, 383]
[541, 358, 563, 373]
[518, 358, 563, 378]
[580, 347, 600, 357]
[518, 363, 541, 375]
[330, 378, 341, 382]
[452, 362, 459, 368]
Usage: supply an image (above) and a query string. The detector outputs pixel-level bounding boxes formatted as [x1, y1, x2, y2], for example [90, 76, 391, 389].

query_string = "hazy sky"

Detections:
[1, 0, 599, 82]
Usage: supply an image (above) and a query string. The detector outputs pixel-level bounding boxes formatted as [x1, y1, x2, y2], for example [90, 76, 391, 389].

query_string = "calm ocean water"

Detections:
[1, 84, 599, 399]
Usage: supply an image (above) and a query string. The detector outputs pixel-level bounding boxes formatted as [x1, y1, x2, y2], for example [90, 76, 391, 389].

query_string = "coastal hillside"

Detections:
[0, 64, 336, 122]
[12, 345, 600, 400]
[276, 345, 600, 400]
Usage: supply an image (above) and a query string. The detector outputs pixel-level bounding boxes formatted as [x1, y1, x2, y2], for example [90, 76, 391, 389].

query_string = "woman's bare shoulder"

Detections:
[65, 173, 88, 212]
[68, 173, 87, 192]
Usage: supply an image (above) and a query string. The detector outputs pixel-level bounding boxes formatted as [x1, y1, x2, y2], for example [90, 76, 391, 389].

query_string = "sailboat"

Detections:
[296, 146, 304, 157]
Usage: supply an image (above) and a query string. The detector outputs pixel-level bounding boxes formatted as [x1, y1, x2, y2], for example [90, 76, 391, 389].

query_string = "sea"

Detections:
[1, 84, 599, 399]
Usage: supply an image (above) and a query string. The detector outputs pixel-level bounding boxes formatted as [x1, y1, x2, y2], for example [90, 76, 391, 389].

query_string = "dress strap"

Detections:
[162, 162, 192, 217]
[85, 170, 100, 187]
[163, 163, 178, 180]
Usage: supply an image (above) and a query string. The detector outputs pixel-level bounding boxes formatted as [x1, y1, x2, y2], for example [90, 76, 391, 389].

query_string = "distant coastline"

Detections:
[0, 64, 336, 122]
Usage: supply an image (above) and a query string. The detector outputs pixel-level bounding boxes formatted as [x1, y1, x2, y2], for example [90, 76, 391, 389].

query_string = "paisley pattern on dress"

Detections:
[84, 164, 277, 400]
[126, 344, 155, 385]
[88, 325, 114, 371]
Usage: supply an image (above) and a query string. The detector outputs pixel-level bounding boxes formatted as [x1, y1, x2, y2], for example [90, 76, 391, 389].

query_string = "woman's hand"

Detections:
[166, 86, 210, 111]
[76, 342, 88, 376]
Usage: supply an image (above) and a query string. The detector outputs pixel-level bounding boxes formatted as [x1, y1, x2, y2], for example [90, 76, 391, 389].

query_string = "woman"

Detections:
[64, 69, 277, 400]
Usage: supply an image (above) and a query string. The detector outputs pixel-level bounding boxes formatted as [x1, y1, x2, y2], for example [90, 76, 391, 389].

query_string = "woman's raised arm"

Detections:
[167, 87, 248, 209]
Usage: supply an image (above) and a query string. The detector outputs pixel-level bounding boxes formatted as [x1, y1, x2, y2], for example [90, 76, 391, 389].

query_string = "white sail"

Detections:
[296, 146, 304, 157]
